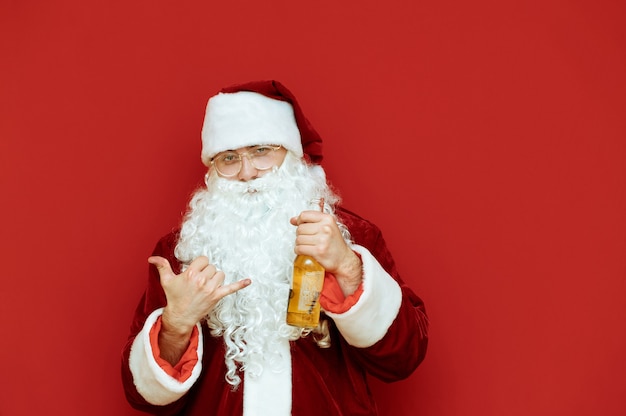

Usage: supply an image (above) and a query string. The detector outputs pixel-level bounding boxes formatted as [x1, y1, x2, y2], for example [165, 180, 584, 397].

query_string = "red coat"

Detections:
[121, 207, 428, 415]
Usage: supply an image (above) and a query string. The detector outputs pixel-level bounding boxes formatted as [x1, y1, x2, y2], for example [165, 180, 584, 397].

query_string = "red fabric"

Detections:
[320, 272, 364, 314]
[220, 80, 324, 164]
[121, 206, 428, 415]
[149, 316, 199, 382]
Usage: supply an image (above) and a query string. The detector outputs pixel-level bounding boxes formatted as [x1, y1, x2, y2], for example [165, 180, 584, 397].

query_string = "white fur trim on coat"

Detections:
[324, 244, 402, 347]
[243, 338, 292, 416]
[201, 91, 303, 165]
[128, 308, 204, 405]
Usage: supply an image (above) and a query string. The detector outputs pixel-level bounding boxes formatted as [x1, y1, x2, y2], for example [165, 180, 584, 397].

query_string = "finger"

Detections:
[195, 265, 220, 287]
[295, 232, 317, 247]
[217, 278, 252, 297]
[186, 256, 211, 278]
[189, 255, 210, 270]
[207, 269, 225, 284]
[296, 222, 317, 237]
[291, 211, 313, 226]
[148, 256, 174, 277]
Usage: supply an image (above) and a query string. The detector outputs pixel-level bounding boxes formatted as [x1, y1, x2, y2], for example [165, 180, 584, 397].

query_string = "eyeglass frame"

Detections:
[210, 144, 284, 177]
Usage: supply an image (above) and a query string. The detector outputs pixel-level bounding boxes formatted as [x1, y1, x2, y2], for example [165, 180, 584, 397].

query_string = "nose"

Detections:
[237, 154, 259, 181]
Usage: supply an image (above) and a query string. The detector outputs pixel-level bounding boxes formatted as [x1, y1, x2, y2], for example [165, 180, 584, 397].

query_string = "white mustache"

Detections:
[216, 170, 278, 195]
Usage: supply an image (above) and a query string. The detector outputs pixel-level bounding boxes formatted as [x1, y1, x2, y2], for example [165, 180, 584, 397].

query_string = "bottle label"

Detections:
[297, 270, 324, 311]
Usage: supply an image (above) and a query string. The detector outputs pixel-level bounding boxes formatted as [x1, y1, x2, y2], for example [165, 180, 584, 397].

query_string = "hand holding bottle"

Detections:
[290, 203, 363, 297]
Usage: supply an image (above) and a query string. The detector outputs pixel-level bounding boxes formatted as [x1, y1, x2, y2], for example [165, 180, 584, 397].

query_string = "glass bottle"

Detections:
[286, 198, 325, 328]
[286, 255, 325, 328]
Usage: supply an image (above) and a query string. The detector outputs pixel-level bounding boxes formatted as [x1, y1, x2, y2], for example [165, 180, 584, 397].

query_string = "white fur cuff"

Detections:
[128, 308, 204, 405]
[324, 245, 402, 347]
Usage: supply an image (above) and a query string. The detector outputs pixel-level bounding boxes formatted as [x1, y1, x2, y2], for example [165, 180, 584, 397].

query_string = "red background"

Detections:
[1, 1, 624, 415]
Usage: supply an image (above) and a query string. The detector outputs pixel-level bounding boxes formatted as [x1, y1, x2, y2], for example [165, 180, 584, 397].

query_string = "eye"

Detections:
[252, 146, 273, 156]
[220, 153, 239, 164]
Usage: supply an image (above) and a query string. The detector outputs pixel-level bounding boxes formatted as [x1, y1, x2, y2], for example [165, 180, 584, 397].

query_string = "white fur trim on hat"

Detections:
[201, 91, 303, 165]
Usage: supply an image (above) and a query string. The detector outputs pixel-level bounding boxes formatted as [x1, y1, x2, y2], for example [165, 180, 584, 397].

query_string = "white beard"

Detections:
[174, 153, 343, 387]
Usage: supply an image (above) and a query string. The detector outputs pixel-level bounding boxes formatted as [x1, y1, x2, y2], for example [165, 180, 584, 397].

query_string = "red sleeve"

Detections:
[320, 272, 364, 314]
[149, 316, 200, 382]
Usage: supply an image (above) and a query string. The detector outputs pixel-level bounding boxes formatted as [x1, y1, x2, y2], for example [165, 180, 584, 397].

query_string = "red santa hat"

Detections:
[201, 80, 324, 166]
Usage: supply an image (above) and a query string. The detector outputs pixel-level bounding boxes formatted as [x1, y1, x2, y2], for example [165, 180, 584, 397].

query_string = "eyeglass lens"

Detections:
[213, 146, 279, 176]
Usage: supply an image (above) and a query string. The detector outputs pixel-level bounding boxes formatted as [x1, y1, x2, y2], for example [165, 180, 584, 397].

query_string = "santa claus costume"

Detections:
[121, 80, 428, 416]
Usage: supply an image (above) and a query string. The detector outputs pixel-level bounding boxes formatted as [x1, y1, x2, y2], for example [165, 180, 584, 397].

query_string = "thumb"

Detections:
[148, 256, 174, 278]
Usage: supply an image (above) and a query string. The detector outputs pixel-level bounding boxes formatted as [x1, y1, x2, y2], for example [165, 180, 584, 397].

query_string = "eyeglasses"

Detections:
[211, 145, 283, 177]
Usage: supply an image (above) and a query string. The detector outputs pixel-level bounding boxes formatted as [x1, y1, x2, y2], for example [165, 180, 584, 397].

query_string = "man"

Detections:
[121, 80, 428, 416]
